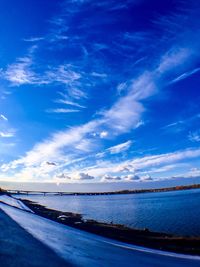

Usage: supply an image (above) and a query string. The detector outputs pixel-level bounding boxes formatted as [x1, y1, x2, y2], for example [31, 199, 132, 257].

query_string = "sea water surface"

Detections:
[17, 188, 200, 237]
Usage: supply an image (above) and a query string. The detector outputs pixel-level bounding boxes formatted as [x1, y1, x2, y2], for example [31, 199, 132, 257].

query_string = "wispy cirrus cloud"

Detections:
[107, 140, 132, 154]
[121, 148, 200, 173]
[170, 67, 200, 84]
[188, 131, 200, 142]
[157, 47, 193, 74]
[46, 108, 80, 114]
[5, 56, 37, 86]
[2, 40, 199, 181]
[4, 58, 84, 88]
[45, 64, 82, 86]
[0, 132, 15, 138]
[23, 37, 45, 42]
[55, 97, 86, 109]
[1, 0, 200, 186]
[95, 140, 132, 158]
[0, 114, 8, 121]
[161, 114, 200, 134]
[73, 147, 200, 181]
[100, 46, 193, 135]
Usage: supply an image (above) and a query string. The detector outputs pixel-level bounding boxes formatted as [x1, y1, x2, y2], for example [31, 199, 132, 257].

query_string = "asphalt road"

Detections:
[0, 209, 73, 267]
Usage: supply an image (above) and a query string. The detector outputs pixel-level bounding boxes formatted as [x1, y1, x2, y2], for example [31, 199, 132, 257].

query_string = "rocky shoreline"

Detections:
[21, 198, 200, 255]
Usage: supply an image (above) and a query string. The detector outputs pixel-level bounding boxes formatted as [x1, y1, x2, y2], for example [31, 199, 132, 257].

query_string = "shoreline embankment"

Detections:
[21, 198, 200, 255]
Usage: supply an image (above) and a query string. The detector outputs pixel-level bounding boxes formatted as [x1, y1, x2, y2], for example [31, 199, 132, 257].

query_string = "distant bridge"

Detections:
[5, 190, 73, 196]
[4, 184, 200, 197]
[4, 189, 102, 196]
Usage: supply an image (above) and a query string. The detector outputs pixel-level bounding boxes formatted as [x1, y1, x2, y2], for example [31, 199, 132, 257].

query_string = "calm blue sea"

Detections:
[17, 188, 200, 237]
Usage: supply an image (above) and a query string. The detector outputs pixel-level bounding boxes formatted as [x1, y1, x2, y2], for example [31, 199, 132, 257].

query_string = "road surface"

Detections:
[0, 196, 200, 266]
[0, 208, 72, 267]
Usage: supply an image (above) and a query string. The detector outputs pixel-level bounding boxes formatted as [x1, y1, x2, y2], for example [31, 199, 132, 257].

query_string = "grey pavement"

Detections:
[0, 209, 73, 267]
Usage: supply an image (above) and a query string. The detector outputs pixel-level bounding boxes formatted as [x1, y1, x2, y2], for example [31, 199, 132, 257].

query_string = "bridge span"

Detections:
[4, 189, 72, 196]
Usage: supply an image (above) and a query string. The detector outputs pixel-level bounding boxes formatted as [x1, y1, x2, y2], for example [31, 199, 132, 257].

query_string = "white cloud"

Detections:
[162, 120, 184, 130]
[102, 72, 154, 134]
[124, 174, 140, 181]
[135, 120, 144, 128]
[23, 37, 44, 42]
[103, 96, 144, 133]
[4, 57, 87, 101]
[146, 164, 177, 174]
[56, 98, 86, 109]
[95, 152, 106, 158]
[107, 140, 132, 154]
[101, 174, 121, 182]
[75, 139, 97, 152]
[5, 57, 37, 86]
[120, 148, 200, 173]
[45, 65, 87, 100]
[101, 48, 189, 134]
[2, 40, 199, 182]
[45, 65, 81, 85]
[170, 67, 200, 84]
[188, 168, 200, 177]
[102, 173, 152, 182]
[157, 47, 192, 74]
[0, 132, 15, 138]
[140, 174, 152, 181]
[188, 131, 200, 142]
[76, 147, 200, 179]
[46, 108, 80, 113]
[3, 120, 99, 170]
[117, 82, 127, 94]
[56, 173, 71, 179]
[108, 48, 194, 136]
[91, 72, 107, 78]
[75, 172, 95, 180]
[99, 131, 108, 138]
[0, 114, 8, 121]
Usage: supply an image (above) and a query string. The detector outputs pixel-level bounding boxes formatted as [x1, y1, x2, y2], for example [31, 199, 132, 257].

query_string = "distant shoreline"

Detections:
[84, 183, 200, 196]
[6, 183, 200, 196]
[21, 198, 200, 255]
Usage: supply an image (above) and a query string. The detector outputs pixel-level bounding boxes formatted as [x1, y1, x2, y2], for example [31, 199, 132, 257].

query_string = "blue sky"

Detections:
[1, 0, 200, 190]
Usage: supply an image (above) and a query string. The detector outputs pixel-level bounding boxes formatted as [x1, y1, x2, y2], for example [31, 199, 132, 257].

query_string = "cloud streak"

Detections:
[171, 67, 200, 84]
[0, 115, 8, 121]
[46, 108, 80, 113]
[1, 0, 200, 186]
[0, 132, 15, 138]
[107, 140, 132, 154]
[2, 42, 199, 181]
